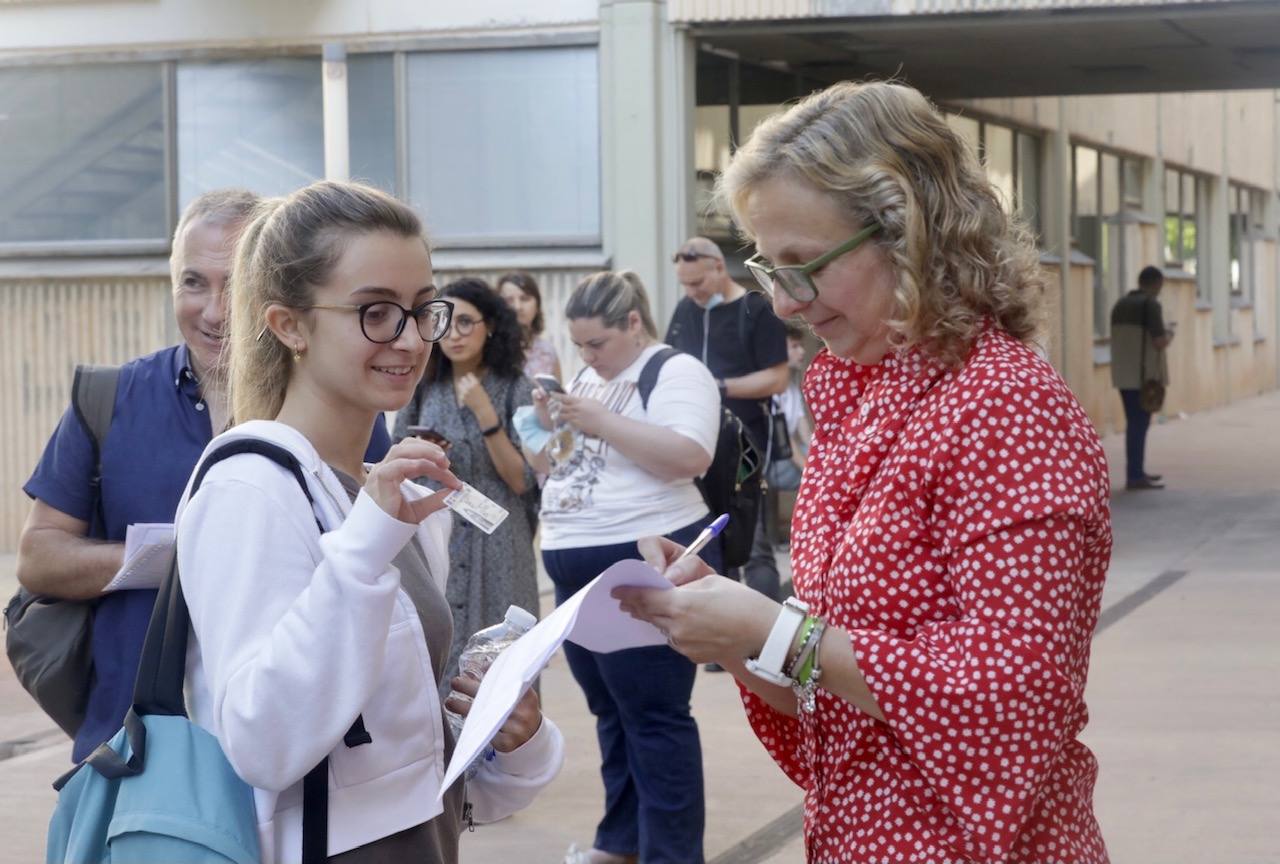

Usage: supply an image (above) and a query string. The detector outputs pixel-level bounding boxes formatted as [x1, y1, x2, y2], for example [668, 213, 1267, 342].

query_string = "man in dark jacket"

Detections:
[666, 237, 789, 600]
[1109, 265, 1174, 490]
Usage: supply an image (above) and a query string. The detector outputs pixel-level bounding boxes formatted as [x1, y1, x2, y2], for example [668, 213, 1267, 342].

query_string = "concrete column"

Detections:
[1208, 174, 1231, 343]
[1042, 103, 1075, 384]
[322, 42, 350, 182]
[599, 0, 694, 330]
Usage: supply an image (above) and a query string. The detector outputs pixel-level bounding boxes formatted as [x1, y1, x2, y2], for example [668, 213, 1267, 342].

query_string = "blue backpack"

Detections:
[46, 440, 357, 864]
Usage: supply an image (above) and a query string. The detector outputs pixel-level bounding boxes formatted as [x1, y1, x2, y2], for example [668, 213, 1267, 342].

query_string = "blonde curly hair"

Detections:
[718, 80, 1044, 366]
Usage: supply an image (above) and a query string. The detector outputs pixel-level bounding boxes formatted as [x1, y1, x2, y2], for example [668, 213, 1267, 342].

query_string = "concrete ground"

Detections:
[2, 391, 1277, 863]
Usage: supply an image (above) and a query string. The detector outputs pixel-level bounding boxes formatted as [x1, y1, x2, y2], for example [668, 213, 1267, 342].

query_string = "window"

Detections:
[1015, 131, 1041, 237]
[405, 46, 600, 246]
[984, 124, 1015, 216]
[1164, 167, 1199, 279]
[176, 59, 324, 209]
[945, 113, 1041, 237]
[694, 103, 783, 239]
[0, 63, 168, 246]
[1073, 144, 1143, 337]
[347, 53, 397, 196]
[1230, 183, 1266, 303]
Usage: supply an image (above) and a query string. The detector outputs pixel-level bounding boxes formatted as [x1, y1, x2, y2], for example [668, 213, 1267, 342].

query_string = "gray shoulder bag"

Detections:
[4, 364, 120, 737]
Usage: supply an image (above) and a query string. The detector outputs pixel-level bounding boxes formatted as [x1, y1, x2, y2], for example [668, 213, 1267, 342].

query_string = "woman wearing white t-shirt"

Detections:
[526, 271, 721, 864]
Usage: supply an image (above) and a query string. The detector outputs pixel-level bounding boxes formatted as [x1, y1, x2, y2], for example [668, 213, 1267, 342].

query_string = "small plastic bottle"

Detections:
[446, 605, 539, 779]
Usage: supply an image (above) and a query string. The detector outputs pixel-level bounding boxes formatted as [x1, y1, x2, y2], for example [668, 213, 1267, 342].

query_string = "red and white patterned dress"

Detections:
[742, 326, 1112, 863]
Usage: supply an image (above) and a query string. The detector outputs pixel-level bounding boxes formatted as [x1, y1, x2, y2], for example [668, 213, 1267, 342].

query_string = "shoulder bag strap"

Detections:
[1139, 295, 1151, 385]
[71, 364, 121, 539]
[131, 438, 347, 863]
[638, 348, 680, 410]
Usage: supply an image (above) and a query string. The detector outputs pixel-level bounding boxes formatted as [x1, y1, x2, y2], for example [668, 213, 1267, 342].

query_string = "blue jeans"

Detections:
[542, 515, 721, 864]
[1119, 388, 1151, 483]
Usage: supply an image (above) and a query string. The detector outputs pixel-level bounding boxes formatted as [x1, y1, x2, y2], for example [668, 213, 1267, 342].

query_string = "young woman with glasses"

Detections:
[393, 277, 540, 692]
[175, 181, 563, 863]
[616, 81, 1112, 864]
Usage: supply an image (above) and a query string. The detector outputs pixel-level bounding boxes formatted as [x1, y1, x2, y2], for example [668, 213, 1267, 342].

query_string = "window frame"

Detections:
[0, 33, 602, 257]
[1071, 141, 1146, 339]
[944, 112, 1043, 239]
[0, 60, 178, 257]
[1163, 164, 1202, 280]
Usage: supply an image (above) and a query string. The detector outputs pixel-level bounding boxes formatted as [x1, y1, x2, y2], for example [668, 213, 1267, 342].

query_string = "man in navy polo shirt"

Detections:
[17, 189, 393, 761]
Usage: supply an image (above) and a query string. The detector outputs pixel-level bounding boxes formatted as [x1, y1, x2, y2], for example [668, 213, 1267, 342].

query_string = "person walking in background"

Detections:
[180, 181, 561, 862]
[499, 270, 562, 381]
[395, 278, 539, 688]
[665, 237, 788, 602]
[1110, 265, 1174, 490]
[524, 271, 721, 864]
[16, 189, 391, 762]
[615, 80, 1112, 864]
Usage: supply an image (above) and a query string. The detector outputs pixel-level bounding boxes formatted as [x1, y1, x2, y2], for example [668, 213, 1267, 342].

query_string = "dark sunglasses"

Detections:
[672, 251, 717, 263]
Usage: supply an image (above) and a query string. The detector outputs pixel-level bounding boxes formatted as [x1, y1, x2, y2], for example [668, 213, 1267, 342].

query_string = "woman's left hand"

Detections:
[613, 575, 780, 665]
[552, 393, 611, 438]
[445, 674, 544, 753]
[456, 373, 499, 427]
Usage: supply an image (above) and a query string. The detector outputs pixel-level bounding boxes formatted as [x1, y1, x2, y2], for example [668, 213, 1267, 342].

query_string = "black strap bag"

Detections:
[5, 364, 120, 737]
[638, 348, 762, 570]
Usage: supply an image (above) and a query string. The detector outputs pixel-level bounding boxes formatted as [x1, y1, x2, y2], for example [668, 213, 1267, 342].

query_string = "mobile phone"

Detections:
[406, 425, 450, 448]
[533, 374, 565, 395]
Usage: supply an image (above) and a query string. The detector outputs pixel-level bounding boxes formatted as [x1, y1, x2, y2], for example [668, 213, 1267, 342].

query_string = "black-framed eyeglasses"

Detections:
[304, 299, 454, 344]
[450, 313, 487, 338]
[672, 251, 716, 263]
[744, 224, 881, 303]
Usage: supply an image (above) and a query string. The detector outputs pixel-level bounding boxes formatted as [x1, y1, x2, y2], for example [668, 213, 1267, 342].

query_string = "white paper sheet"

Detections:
[438, 559, 672, 795]
[102, 522, 175, 593]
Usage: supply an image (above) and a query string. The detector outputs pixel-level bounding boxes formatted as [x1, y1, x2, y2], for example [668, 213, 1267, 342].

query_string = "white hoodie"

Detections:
[175, 420, 563, 862]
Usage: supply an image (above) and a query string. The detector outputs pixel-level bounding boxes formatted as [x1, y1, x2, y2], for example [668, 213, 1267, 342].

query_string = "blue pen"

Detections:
[674, 513, 730, 566]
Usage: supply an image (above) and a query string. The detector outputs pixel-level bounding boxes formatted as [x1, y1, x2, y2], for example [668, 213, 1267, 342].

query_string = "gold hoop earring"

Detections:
[292, 344, 305, 362]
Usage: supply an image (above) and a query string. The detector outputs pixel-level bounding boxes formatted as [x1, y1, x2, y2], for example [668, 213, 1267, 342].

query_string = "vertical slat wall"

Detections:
[1, 267, 594, 552]
[435, 268, 598, 380]
[0, 277, 172, 550]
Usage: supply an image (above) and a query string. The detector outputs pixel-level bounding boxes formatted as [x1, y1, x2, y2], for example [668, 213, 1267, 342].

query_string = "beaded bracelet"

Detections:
[784, 616, 822, 680]
[791, 618, 827, 714]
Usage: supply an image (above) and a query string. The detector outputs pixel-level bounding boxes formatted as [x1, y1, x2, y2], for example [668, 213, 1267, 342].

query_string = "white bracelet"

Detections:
[744, 597, 809, 687]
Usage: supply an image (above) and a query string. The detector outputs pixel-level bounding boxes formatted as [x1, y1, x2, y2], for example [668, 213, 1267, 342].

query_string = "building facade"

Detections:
[1, 0, 1277, 548]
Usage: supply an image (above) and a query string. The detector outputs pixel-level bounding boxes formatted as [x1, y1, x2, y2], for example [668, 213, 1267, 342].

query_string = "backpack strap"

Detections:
[187, 439, 348, 864]
[638, 348, 680, 410]
[70, 364, 121, 539]
[737, 293, 755, 371]
[75, 439, 355, 863]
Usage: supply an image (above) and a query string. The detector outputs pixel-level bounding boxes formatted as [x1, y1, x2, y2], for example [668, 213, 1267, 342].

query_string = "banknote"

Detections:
[444, 482, 510, 534]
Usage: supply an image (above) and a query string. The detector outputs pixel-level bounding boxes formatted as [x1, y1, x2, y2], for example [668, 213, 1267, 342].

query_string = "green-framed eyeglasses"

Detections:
[744, 223, 882, 303]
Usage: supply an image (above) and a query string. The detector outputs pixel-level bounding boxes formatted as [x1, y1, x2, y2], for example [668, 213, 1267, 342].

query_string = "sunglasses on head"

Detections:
[672, 251, 715, 263]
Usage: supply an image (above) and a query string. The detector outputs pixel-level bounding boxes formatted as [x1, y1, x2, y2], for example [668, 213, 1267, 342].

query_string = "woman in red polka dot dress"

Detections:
[616, 81, 1111, 863]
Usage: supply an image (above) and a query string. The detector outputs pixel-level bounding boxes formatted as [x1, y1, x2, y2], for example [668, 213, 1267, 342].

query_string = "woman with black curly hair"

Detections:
[394, 277, 538, 688]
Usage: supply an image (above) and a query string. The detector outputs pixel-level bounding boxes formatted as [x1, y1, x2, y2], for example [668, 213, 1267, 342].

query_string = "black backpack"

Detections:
[638, 349, 762, 570]
[4, 364, 120, 737]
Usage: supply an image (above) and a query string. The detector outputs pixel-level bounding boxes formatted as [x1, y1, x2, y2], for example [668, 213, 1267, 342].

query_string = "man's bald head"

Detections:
[677, 237, 724, 262]
[674, 237, 730, 306]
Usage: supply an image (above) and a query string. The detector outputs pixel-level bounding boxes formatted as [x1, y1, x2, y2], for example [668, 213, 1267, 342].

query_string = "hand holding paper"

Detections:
[102, 523, 174, 593]
[438, 559, 673, 795]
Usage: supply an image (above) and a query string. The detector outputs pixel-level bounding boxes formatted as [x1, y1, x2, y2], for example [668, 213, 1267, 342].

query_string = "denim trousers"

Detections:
[1119, 388, 1151, 483]
[542, 514, 721, 864]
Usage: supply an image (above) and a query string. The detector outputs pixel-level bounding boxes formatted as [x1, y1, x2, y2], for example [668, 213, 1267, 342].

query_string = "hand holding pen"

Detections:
[636, 514, 730, 586]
